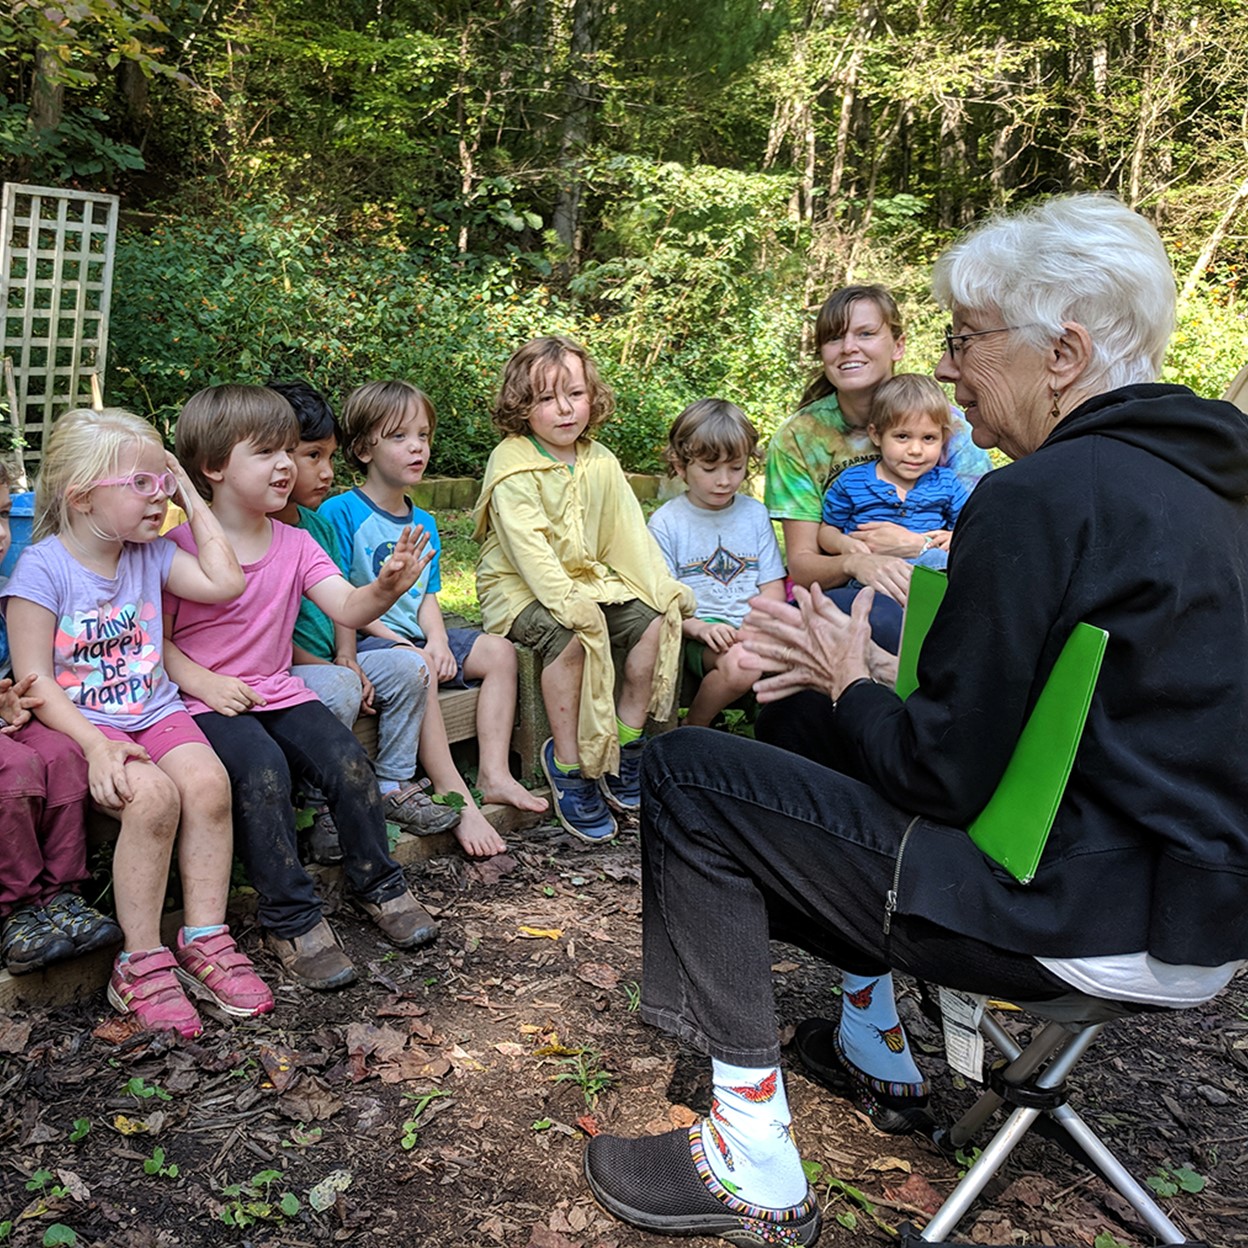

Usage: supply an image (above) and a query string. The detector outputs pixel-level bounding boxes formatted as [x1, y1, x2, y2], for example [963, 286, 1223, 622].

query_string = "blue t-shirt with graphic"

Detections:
[317, 487, 441, 643]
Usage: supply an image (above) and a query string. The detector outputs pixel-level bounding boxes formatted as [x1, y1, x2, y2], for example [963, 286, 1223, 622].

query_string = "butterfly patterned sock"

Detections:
[693, 1059, 808, 1211]
[837, 972, 926, 1094]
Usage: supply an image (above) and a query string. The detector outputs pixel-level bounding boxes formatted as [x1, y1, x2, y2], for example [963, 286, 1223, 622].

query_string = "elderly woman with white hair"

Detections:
[583, 195, 1248, 1246]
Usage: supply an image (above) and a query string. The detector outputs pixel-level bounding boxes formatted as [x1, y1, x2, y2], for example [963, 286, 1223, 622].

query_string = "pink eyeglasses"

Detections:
[92, 471, 178, 499]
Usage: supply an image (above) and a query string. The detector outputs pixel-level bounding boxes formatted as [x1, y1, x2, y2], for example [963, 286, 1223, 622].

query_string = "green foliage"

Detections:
[217, 1168, 301, 1228]
[399, 1088, 450, 1150]
[1146, 1164, 1207, 1197]
[25, 1170, 68, 1199]
[42, 1228, 77, 1248]
[551, 1047, 614, 1107]
[124, 1076, 171, 1103]
[69, 1118, 91, 1143]
[143, 1145, 179, 1179]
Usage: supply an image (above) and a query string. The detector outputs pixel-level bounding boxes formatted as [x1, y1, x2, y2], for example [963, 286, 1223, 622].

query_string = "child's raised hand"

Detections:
[163, 450, 198, 519]
[0, 673, 41, 734]
[375, 525, 434, 598]
[199, 673, 266, 717]
[85, 736, 152, 809]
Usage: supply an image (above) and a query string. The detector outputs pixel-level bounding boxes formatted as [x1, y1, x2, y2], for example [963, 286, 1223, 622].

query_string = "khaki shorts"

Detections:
[510, 599, 661, 668]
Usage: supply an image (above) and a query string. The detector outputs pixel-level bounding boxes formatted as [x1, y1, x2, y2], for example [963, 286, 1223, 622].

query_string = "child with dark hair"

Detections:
[320, 380, 548, 859]
[164, 384, 440, 991]
[474, 336, 694, 842]
[266, 379, 458, 861]
[648, 400, 786, 727]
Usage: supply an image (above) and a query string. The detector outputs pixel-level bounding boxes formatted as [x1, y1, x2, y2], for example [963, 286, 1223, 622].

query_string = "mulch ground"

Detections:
[2, 818, 1245, 1248]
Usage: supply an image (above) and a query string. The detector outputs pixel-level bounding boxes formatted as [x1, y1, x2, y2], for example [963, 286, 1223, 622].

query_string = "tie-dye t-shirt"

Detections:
[0, 535, 185, 729]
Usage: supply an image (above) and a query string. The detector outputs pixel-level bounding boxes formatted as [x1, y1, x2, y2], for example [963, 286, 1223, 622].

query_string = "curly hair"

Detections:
[491, 336, 614, 440]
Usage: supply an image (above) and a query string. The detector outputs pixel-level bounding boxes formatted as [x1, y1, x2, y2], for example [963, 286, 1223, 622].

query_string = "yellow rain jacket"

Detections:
[473, 436, 694, 777]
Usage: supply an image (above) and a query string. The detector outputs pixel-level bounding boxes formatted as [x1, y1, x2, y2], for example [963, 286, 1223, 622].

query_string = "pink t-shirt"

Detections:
[164, 520, 339, 716]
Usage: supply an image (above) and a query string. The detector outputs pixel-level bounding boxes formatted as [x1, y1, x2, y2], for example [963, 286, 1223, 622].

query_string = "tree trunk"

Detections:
[552, 0, 599, 270]
[1179, 175, 1248, 304]
[30, 48, 64, 133]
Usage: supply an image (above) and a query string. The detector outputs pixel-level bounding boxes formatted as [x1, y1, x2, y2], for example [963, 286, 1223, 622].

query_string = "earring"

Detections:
[1049, 389, 1063, 420]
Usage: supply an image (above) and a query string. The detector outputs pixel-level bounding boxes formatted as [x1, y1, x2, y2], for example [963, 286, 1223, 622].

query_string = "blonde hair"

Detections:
[340, 381, 436, 473]
[34, 408, 164, 541]
[176, 385, 299, 501]
[868, 375, 953, 438]
[663, 399, 760, 476]
[491, 336, 614, 439]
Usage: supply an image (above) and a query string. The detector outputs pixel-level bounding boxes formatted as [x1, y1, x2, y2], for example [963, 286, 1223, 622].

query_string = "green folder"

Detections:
[897, 566, 1108, 883]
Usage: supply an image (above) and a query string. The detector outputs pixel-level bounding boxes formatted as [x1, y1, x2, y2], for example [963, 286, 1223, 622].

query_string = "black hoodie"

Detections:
[832, 384, 1248, 966]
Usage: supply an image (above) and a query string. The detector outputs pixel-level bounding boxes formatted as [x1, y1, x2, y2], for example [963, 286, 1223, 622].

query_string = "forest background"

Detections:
[4, 0, 1248, 474]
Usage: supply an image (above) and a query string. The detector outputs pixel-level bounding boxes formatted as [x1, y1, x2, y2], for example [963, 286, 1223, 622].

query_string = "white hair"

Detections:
[931, 194, 1176, 391]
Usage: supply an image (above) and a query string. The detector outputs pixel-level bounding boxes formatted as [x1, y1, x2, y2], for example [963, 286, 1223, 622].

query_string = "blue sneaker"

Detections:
[541, 738, 618, 843]
[599, 739, 644, 813]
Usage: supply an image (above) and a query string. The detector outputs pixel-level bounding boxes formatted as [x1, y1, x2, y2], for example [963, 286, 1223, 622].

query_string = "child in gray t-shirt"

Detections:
[648, 400, 786, 727]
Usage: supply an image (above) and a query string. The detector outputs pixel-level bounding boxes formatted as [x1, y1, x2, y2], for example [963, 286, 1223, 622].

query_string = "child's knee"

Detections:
[125, 766, 182, 832]
[171, 750, 231, 815]
[473, 632, 517, 675]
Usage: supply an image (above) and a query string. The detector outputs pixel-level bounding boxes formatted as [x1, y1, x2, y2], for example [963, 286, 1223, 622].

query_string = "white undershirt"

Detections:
[1037, 953, 1244, 1007]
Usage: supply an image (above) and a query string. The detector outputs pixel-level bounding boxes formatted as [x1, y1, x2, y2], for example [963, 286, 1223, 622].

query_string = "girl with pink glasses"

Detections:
[2, 409, 273, 1037]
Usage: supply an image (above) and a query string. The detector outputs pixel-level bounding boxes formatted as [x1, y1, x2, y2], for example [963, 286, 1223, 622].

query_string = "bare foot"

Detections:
[478, 772, 549, 814]
[455, 807, 507, 858]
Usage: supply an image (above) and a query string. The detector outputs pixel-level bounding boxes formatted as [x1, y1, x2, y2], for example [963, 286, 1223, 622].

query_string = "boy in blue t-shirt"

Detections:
[818, 373, 968, 582]
[319, 380, 548, 858]
[267, 382, 460, 861]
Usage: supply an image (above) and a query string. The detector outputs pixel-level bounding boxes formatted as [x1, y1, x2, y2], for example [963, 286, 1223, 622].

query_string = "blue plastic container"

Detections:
[1, 490, 34, 576]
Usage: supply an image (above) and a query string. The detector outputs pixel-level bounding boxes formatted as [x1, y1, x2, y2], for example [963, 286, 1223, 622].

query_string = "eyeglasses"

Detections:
[943, 325, 1026, 359]
[92, 471, 178, 499]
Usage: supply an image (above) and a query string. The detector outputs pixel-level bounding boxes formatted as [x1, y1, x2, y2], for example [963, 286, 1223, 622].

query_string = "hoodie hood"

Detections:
[1044, 383, 1248, 499]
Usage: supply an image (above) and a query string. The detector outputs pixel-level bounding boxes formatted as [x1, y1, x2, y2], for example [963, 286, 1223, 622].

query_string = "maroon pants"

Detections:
[0, 721, 90, 917]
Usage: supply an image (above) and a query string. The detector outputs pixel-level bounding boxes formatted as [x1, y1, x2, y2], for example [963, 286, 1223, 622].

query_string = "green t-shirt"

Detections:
[291, 505, 345, 661]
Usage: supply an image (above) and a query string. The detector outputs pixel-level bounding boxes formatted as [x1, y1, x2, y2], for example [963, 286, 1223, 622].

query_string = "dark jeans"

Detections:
[196, 700, 406, 939]
[827, 585, 903, 655]
[639, 728, 1066, 1066]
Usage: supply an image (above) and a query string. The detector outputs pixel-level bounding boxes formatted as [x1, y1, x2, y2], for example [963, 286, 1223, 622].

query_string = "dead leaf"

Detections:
[92, 1015, 145, 1045]
[0, 1017, 32, 1054]
[576, 1115, 600, 1136]
[278, 1075, 344, 1122]
[259, 1043, 302, 1093]
[770, 960, 800, 973]
[575, 962, 620, 990]
[308, 1168, 352, 1212]
[495, 1042, 527, 1057]
[376, 997, 429, 1018]
[525, 1226, 578, 1248]
[519, 926, 563, 940]
[446, 1043, 484, 1071]
[472, 853, 519, 885]
[886, 1172, 943, 1216]
[55, 1170, 89, 1202]
[377, 1048, 451, 1083]
[866, 1155, 912, 1174]
[111, 1111, 164, 1136]
[667, 1104, 699, 1128]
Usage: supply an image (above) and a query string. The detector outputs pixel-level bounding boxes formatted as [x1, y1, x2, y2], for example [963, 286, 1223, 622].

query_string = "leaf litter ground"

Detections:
[2, 820, 1245, 1247]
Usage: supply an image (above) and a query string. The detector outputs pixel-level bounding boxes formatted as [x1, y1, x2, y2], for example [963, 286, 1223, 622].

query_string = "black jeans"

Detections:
[639, 728, 1066, 1066]
[196, 700, 406, 939]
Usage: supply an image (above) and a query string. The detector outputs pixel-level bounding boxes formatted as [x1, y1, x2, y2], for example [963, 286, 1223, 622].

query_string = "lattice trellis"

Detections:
[1, 183, 119, 478]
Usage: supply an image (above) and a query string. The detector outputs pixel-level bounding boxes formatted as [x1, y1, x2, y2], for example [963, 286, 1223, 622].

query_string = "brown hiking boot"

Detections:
[354, 890, 439, 949]
[265, 918, 357, 990]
